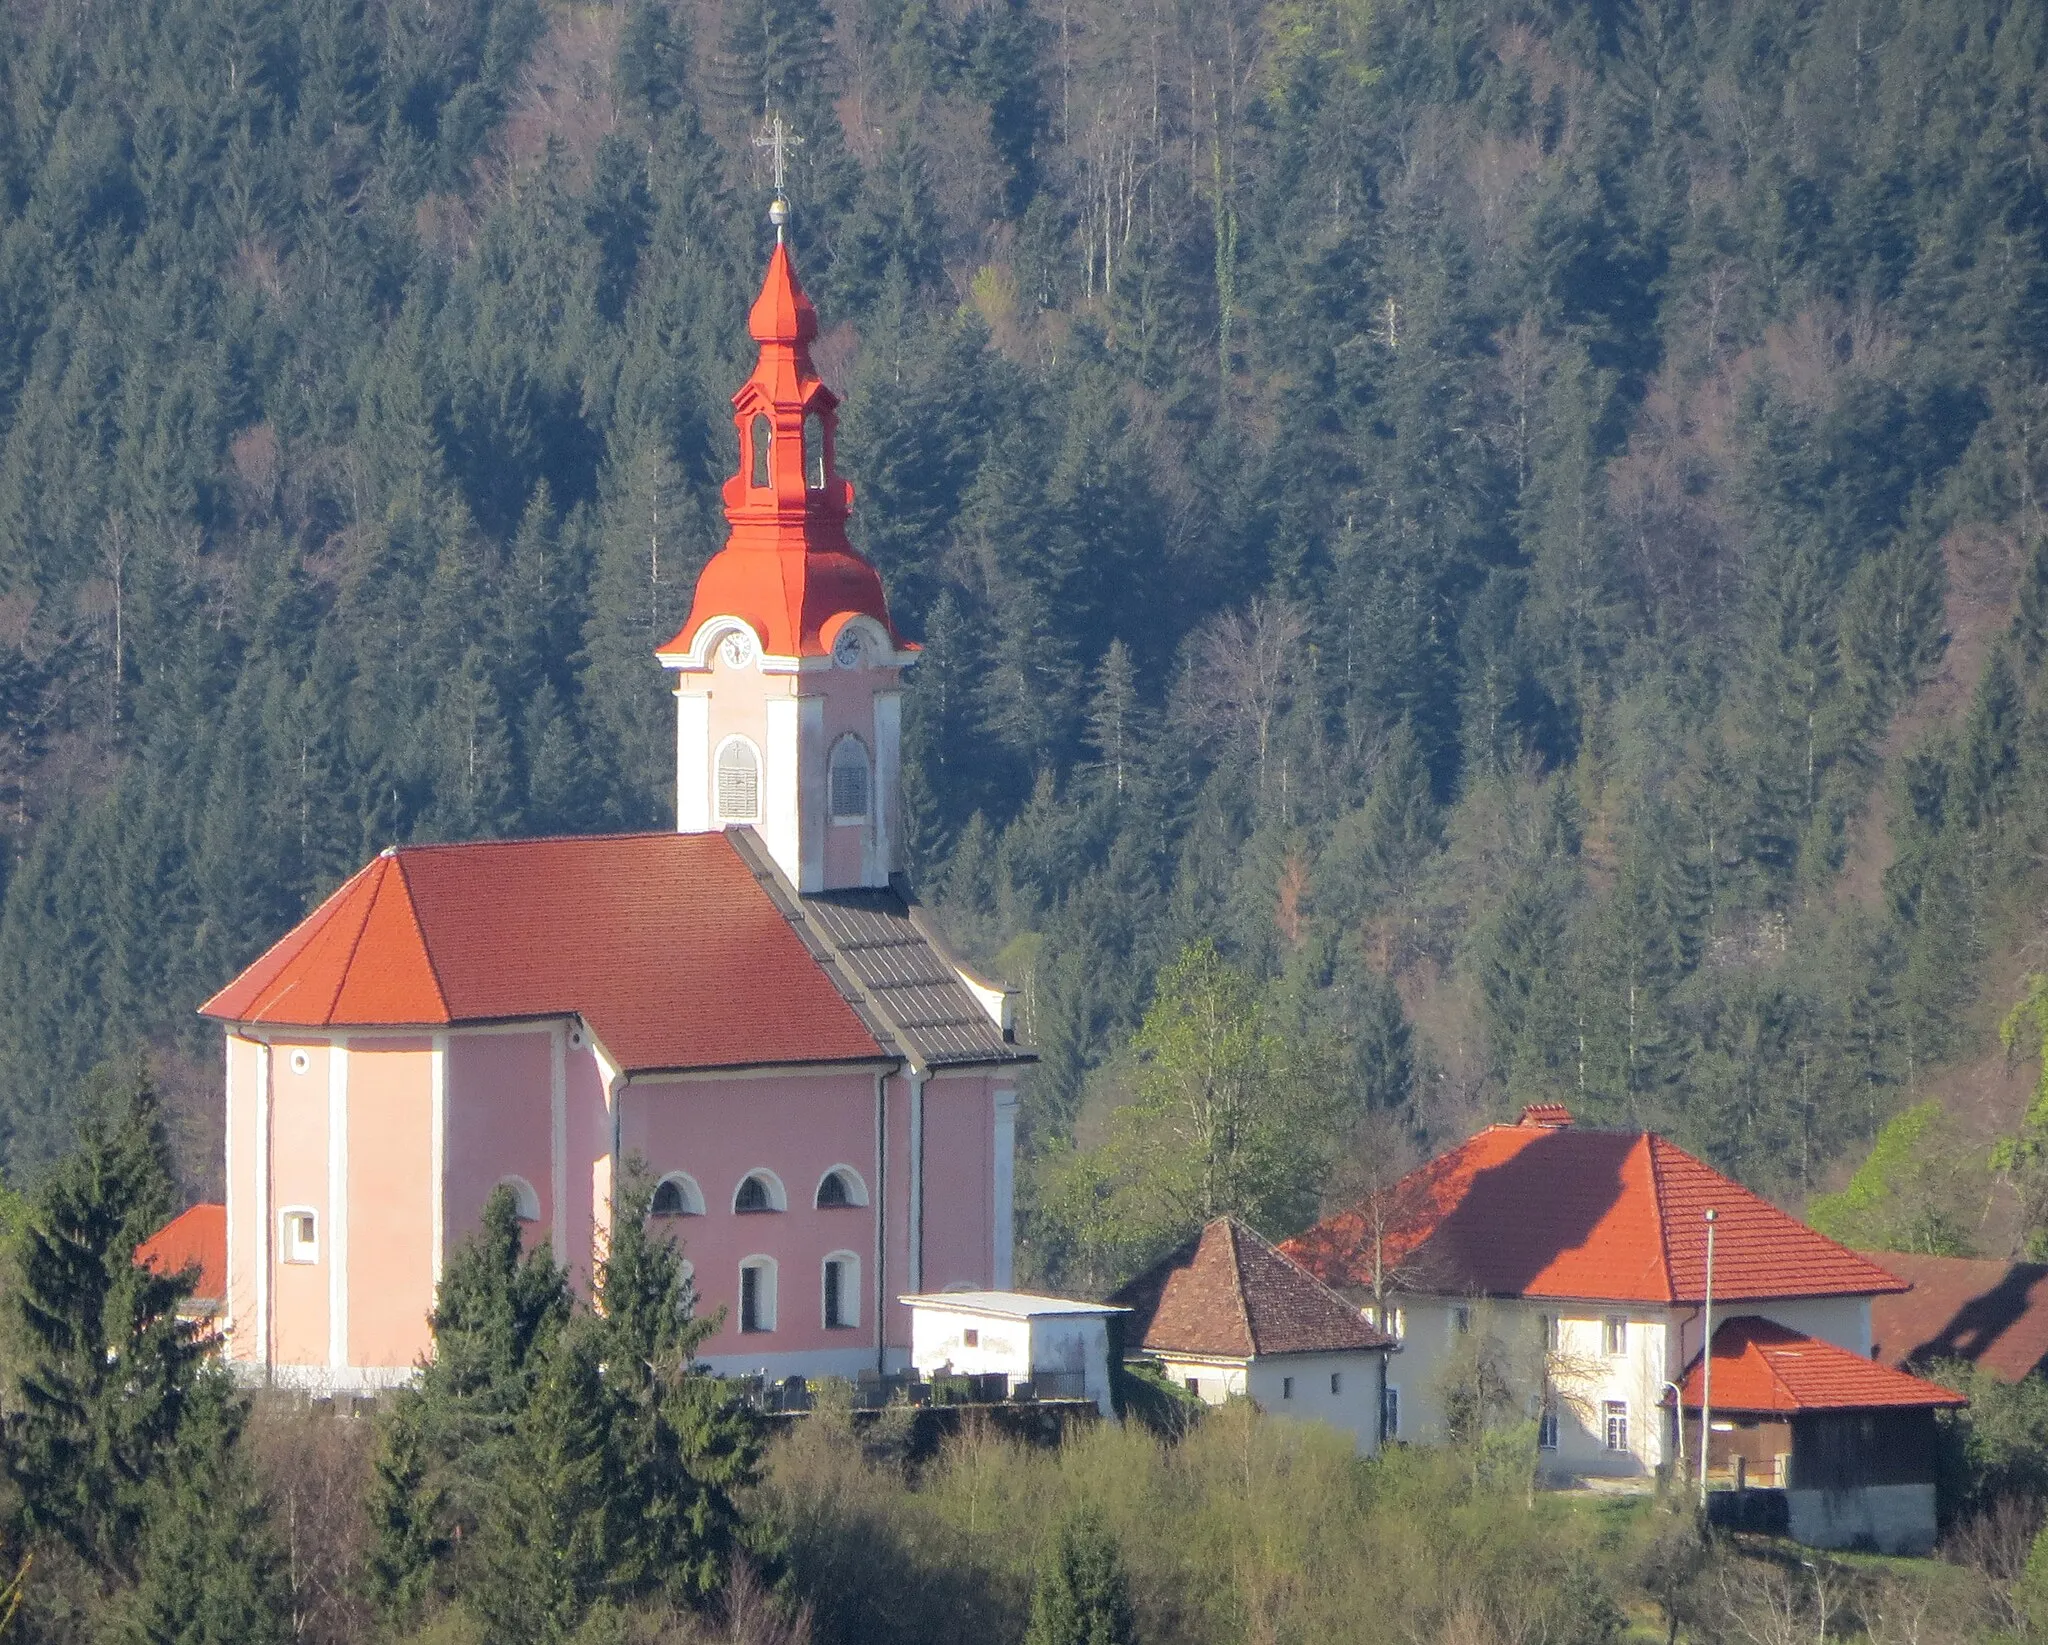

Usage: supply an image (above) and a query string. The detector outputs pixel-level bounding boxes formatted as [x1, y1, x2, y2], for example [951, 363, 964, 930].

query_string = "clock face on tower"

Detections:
[831, 626, 867, 668]
[720, 630, 756, 668]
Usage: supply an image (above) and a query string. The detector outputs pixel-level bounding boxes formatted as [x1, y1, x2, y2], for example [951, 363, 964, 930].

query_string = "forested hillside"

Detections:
[0, 0, 2045, 1272]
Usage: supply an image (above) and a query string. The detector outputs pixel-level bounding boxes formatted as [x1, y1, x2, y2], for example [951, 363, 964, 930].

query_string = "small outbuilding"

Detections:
[1680, 1315, 1966, 1555]
[1109, 1217, 1398, 1453]
[901, 1291, 1125, 1415]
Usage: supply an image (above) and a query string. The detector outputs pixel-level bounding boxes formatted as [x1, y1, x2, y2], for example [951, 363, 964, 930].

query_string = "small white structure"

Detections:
[902, 1291, 1125, 1416]
[1110, 1217, 1397, 1454]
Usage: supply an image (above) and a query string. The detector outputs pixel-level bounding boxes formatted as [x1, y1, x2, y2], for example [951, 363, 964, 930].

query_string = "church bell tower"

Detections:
[656, 187, 915, 893]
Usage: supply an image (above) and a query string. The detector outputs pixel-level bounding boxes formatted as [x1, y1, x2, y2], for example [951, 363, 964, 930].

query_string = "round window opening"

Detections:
[289, 1049, 311, 1075]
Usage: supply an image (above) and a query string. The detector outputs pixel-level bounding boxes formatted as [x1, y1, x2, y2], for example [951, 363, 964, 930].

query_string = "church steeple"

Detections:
[657, 205, 913, 893]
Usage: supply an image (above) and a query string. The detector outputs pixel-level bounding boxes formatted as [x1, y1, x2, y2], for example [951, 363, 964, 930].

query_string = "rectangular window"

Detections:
[1539, 1401, 1560, 1450]
[740, 1263, 775, 1333]
[1382, 1384, 1400, 1440]
[963, 1328, 979, 1348]
[1282, 1376, 1295, 1400]
[1377, 1305, 1404, 1338]
[1185, 1377, 1200, 1395]
[824, 1260, 846, 1329]
[1453, 1305, 1472, 1335]
[1330, 1372, 1342, 1396]
[282, 1209, 318, 1264]
[1604, 1401, 1629, 1453]
[1603, 1315, 1628, 1356]
[1539, 1313, 1560, 1351]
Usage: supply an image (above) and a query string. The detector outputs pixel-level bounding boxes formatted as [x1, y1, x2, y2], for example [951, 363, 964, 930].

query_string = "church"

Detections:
[196, 210, 1033, 1392]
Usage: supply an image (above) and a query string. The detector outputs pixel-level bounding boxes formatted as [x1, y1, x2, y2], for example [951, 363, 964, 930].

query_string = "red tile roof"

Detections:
[136, 1203, 225, 1306]
[1677, 1316, 1965, 1413]
[200, 833, 886, 1073]
[1282, 1106, 1906, 1306]
[1868, 1252, 2048, 1381]
[1110, 1218, 1396, 1359]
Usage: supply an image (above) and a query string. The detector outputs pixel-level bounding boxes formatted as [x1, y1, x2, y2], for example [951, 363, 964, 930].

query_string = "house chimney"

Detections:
[1517, 1104, 1574, 1129]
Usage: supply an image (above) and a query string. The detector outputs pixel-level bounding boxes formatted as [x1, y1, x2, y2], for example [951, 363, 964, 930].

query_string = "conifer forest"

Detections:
[2, 0, 2048, 1634]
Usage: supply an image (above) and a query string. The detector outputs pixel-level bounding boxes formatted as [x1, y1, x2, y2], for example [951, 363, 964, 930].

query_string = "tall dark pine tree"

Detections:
[2, 1066, 202, 1581]
[1023, 1509, 1138, 1645]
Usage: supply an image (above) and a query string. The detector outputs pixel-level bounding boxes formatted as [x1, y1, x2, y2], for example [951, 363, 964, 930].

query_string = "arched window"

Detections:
[740, 1256, 777, 1332]
[733, 1170, 785, 1213]
[716, 738, 761, 823]
[496, 1176, 541, 1222]
[823, 1251, 860, 1329]
[650, 1173, 704, 1218]
[751, 414, 771, 488]
[815, 1166, 868, 1208]
[828, 736, 869, 823]
[804, 411, 827, 490]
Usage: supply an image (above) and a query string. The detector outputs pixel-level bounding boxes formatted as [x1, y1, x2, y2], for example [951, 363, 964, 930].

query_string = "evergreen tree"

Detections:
[1024, 1510, 1137, 1645]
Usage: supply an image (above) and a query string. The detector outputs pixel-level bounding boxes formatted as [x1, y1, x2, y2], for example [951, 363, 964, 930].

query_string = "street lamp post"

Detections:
[1699, 1207, 1717, 1511]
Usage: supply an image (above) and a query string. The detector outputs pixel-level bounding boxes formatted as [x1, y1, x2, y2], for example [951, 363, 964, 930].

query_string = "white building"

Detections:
[1111, 1217, 1398, 1453]
[1283, 1105, 1913, 1484]
[903, 1291, 1124, 1416]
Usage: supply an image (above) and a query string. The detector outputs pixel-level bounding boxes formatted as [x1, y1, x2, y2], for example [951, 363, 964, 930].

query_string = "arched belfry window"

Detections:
[751, 413, 772, 488]
[804, 410, 827, 490]
[716, 738, 760, 823]
[829, 736, 870, 823]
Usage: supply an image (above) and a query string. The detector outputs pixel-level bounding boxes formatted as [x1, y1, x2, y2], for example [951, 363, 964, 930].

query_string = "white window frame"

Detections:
[732, 1169, 786, 1213]
[1538, 1399, 1560, 1450]
[496, 1175, 541, 1222]
[822, 1250, 861, 1329]
[739, 1256, 777, 1333]
[827, 735, 871, 824]
[814, 1165, 869, 1208]
[651, 1172, 705, 1217]
[1603, 1315, 1628, 1356]
[280, 1206, 319, 1265]
[1604, 1400, 1629, 1453]
[1377, 1304, 1404, 1338]
[715, 736, 763, 824]
[1539, 1312, 1560, 1351]
[1382, 1383, 1400, 1440]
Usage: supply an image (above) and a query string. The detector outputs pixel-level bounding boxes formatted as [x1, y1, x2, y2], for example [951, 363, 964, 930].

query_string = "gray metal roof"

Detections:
[723, 830, 1031, 1070]
[798, 887, 1032, 1069]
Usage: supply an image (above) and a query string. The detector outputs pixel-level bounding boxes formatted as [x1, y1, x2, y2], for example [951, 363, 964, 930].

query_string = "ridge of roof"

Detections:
[387, 852, 454, 1018]
[1225, 1220, 1257, 1353]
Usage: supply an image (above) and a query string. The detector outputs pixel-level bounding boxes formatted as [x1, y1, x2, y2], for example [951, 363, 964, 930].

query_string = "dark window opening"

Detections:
[824, 1260, 846, 1328]
[817, 1171, 851, 1208]
[751, 414, 771, 488]
[735, 1175, 773, 1212]
[651, 1178, 692, 1217]
[741, 1266, 762, 1332]
[804, 412, 826, 489]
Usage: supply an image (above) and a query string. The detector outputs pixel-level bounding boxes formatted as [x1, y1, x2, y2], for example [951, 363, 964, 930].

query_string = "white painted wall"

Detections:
[908, 1303, 1117, 1415]
[1247, 1353, 1386, 1455]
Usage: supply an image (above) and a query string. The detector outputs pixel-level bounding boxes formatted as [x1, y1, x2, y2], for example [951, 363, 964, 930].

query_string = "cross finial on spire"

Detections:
[753, 112, 804, 242]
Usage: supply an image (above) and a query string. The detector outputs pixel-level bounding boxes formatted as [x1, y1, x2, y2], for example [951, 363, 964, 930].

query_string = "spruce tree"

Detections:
[1024, 1510, 1137, 1645]
[3, 1066, 201, 1580]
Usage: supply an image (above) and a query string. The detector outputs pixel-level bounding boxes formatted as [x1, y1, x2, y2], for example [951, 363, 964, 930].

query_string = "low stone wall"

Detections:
[1785, 1484, 1938, 1556]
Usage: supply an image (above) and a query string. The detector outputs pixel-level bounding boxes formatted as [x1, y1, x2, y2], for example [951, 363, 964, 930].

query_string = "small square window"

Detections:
[964, 1328, 979, 1348]
[1603, 1316, 1628, 1356]
[282, 1209, 318, 1264]
[1330, 1372, 1342, 1395]
[1282, 1376, 1295, 1400]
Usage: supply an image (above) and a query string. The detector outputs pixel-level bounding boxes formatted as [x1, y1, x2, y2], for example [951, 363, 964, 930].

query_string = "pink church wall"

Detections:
[268, 1038, 331, 1368]
[621, 1070, 881, 1360]
[883, 1072, 915, 1351]
[920, 1073, 996, 1293]
[444, 1030, 556, 1260]
[347, 1039, 437, 1371]
[224, 1035, 262, 1365]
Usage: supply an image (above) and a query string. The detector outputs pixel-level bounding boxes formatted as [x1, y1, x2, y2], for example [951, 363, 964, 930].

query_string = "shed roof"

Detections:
[900, 1291, 1127, 1320]
[1112, 1217, 1396, 1360]
[1283, 1107, 1907, 1306]
[1677, 1316, 1966, 1413]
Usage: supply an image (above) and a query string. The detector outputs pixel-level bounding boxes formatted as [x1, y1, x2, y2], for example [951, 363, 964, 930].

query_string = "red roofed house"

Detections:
[1282, 1106, 1920, 1486]
[1678, 1316, 1964, 1553]
[1867, 1252, 2048, 1382]
[1110, 1218, 1398, 1452]
[136, 1202, 227, 1323]
[195, 212, 1031, 1393]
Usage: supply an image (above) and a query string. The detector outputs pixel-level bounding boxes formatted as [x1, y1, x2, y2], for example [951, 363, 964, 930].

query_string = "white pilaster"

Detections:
[675, 690, 710, 832]
[551, 1023, 569, 1259]
[763, 694, 802, 887]
[908, 1073, 926, 1293]
[797, 693, 825, 891]
[430, 1033, 448, 1286]
[254, 1041, 271, 1373]
[993, 1086, 1018, 1290]
[871, 688, 901, 886]
[223, 1037, 236, 1349]
[328, 1040, 350, 1372]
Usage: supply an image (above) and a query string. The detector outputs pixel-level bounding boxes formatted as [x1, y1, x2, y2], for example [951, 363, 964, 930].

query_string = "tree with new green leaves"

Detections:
[1999, 975, 2048, 1257]
[1023, 1509, 1136, 1645]
[1806, 1101, 1979, 1257]
[2, 1064, 202, 1582]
